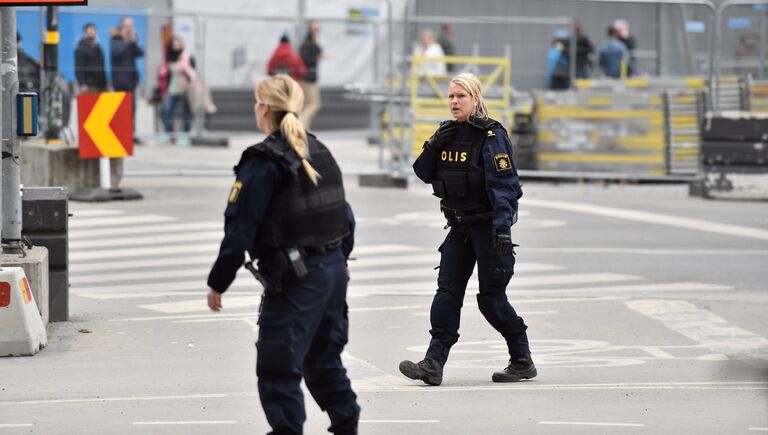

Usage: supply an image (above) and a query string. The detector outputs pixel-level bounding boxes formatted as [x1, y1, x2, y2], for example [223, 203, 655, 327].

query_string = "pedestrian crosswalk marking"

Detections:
[70, 244, 220, 261]
[139, 296, 260, 314]
[71, 209, 125, 218]
[69, 221, 222, 240]
[70, 255, 218, 274]
[627, 299, 768, 355]
[69, 214, 177, 229]
[348, 273, 640, 294]
[70, 231, 224, 250]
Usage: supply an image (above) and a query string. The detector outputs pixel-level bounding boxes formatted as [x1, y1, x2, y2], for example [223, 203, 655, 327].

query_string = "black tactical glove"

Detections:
[426, 120, 457, 150]
[494, 227, 515, 256]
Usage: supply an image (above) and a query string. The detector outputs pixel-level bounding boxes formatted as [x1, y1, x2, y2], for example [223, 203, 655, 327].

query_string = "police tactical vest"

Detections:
[432, 117, 503, 211]
[240, 133, 349, 250]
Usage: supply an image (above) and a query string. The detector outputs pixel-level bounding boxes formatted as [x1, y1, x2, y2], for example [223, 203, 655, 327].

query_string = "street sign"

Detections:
[17, 92, 38, 136]
[0, 1, 87, 5]
[77, 92, 133, 159]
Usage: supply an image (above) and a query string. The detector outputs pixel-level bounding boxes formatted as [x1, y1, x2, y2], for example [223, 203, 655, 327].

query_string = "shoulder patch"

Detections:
[228, 181, 243, 204]
[487, 130, 496, 137]
[493, 153, 512, 172]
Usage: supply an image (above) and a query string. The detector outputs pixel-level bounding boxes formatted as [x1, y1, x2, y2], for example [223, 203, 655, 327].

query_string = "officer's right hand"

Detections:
[207, 289, 222, 312]
[426, 120, 457, 150]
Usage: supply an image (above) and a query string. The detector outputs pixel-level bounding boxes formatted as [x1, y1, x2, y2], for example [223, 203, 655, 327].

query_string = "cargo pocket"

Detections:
[255, 312, 296, 376]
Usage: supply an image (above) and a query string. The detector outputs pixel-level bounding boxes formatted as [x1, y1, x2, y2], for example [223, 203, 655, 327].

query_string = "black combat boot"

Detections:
[492, 354, 537, 382]
[398, 357, 444, 386]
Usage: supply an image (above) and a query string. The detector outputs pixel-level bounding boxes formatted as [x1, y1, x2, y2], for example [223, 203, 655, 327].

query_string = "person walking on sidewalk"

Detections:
[299, 20, 324, 129]
[162, 35, 196, 142]
[207, 74, 360, 435]
[267, 34, 306, 82]
[399, 72, 536, 386]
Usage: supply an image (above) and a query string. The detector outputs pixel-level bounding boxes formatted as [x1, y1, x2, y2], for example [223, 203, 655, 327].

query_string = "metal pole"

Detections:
[569, 18, 577, 89]
[192, 15, 205, 139]
[43, 6, 62, 144]
[1, 8, 22, 249]
[99, 158, 111, 189]
[759, 8, 766, 79]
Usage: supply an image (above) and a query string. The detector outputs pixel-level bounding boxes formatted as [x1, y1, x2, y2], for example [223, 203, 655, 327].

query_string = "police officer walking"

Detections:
[207, 74, 360, 434]
[399, 73, 536, 386]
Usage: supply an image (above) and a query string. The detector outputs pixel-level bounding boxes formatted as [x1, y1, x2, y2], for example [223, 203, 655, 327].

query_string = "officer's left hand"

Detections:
[494, 228, 515, 256]
[207, 289, 223, 312]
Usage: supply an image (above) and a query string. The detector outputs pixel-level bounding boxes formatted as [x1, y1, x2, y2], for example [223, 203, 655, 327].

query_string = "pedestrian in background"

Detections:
[74, 23, 107, 94]
[414, 29, 446, 76]
[570, 20, 595, 79]
[207, 74, 360, 435]
[299, 20, 323, 129]
[399, 73, 535, 386]
[613, 19, 636, 76]
[162, 35, 196, 143]
[110, 16, 144, 143]
[599, 25, 630, 79]
[438, 23, 456, 73]
[546, 32, 570, 90]
[267, 34, 307, 82]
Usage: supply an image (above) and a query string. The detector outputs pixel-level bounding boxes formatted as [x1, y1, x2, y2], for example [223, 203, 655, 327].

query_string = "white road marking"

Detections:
[527, 248, 768, 255]
[72, 279, 255, 294]
[360, 420, 439, 424]
[0, 393, 228, 406]
[70, 255, 217, 273]
[626, 299, 768, 355]
[70, 231, 223, 250]
[531, 282, 734, 294]
[539, 421, 644, 428]
[69, 221, 222, 239]
[525, 198, 768, 241]
[0, 424, 33, 428]
[349, 273, 639, 294]
[749, 428, 768, 432]
[74, 291, 216, 300]
[68, 214, 176, 229]
[133, 421, 236, 426]
[71, 268, 251, 286]
[139, 296, 260, 314]
[70, 244, 220, 261]
[70, 209, 124, 217]
[352, 245, 423, 255]
[351, 255, 564, 273]
[352, 381, 768, 393]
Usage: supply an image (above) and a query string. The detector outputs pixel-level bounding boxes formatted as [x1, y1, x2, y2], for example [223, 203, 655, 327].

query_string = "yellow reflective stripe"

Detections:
[539, 153, 665, 164]
[23, 97, 33, 134]
[45, 31, 60, 45]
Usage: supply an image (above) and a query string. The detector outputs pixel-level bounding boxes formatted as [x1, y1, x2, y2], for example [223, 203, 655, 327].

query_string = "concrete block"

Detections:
[20, 140, 123, 191]
[0, 267, 47, 357]
[1, 246, 50, 326]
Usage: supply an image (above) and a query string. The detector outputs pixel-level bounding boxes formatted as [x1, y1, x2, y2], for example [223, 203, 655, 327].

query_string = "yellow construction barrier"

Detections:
[409, 55, 512, 156]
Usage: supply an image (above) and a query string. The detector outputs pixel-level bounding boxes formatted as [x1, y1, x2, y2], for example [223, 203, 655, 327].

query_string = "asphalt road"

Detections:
[1, 137, 766, 434]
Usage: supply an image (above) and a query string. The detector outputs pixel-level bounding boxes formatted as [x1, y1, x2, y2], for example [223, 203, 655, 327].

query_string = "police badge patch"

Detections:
[228, 181, 243, 203]
[493, 153, 512, 172]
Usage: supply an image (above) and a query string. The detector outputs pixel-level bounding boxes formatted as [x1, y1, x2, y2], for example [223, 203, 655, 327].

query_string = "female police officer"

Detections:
[399, 73, 536, 386]
[207, 75, 360, 434]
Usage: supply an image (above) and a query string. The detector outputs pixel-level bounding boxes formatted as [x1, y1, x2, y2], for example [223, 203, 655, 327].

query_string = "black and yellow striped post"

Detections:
[43, 6, 61, 144]
[17, 93, 39, 137]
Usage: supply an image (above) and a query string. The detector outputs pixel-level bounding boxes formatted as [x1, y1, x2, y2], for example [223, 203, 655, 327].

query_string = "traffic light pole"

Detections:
[43, 6, 62, 144]
[1, 7, 22, 250]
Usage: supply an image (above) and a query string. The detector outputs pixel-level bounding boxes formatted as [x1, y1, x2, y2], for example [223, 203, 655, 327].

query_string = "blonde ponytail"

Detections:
[256, 74, 321, 185]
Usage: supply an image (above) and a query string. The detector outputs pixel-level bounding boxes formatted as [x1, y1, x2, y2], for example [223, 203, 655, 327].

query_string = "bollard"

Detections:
[0, 267, 47, 356]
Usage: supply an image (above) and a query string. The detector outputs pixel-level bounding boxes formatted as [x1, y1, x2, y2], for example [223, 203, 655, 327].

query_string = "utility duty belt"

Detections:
[246, 241, 343, 293]
[442, 205, 493, 224]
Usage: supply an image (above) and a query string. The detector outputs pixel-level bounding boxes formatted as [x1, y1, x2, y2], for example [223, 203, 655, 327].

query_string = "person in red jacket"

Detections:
[267, 35, 306, 82]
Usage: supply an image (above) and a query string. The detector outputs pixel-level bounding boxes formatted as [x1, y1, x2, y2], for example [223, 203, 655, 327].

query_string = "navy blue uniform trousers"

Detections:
[426, 220, 530, 364]
[256, 248, 360, 435]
